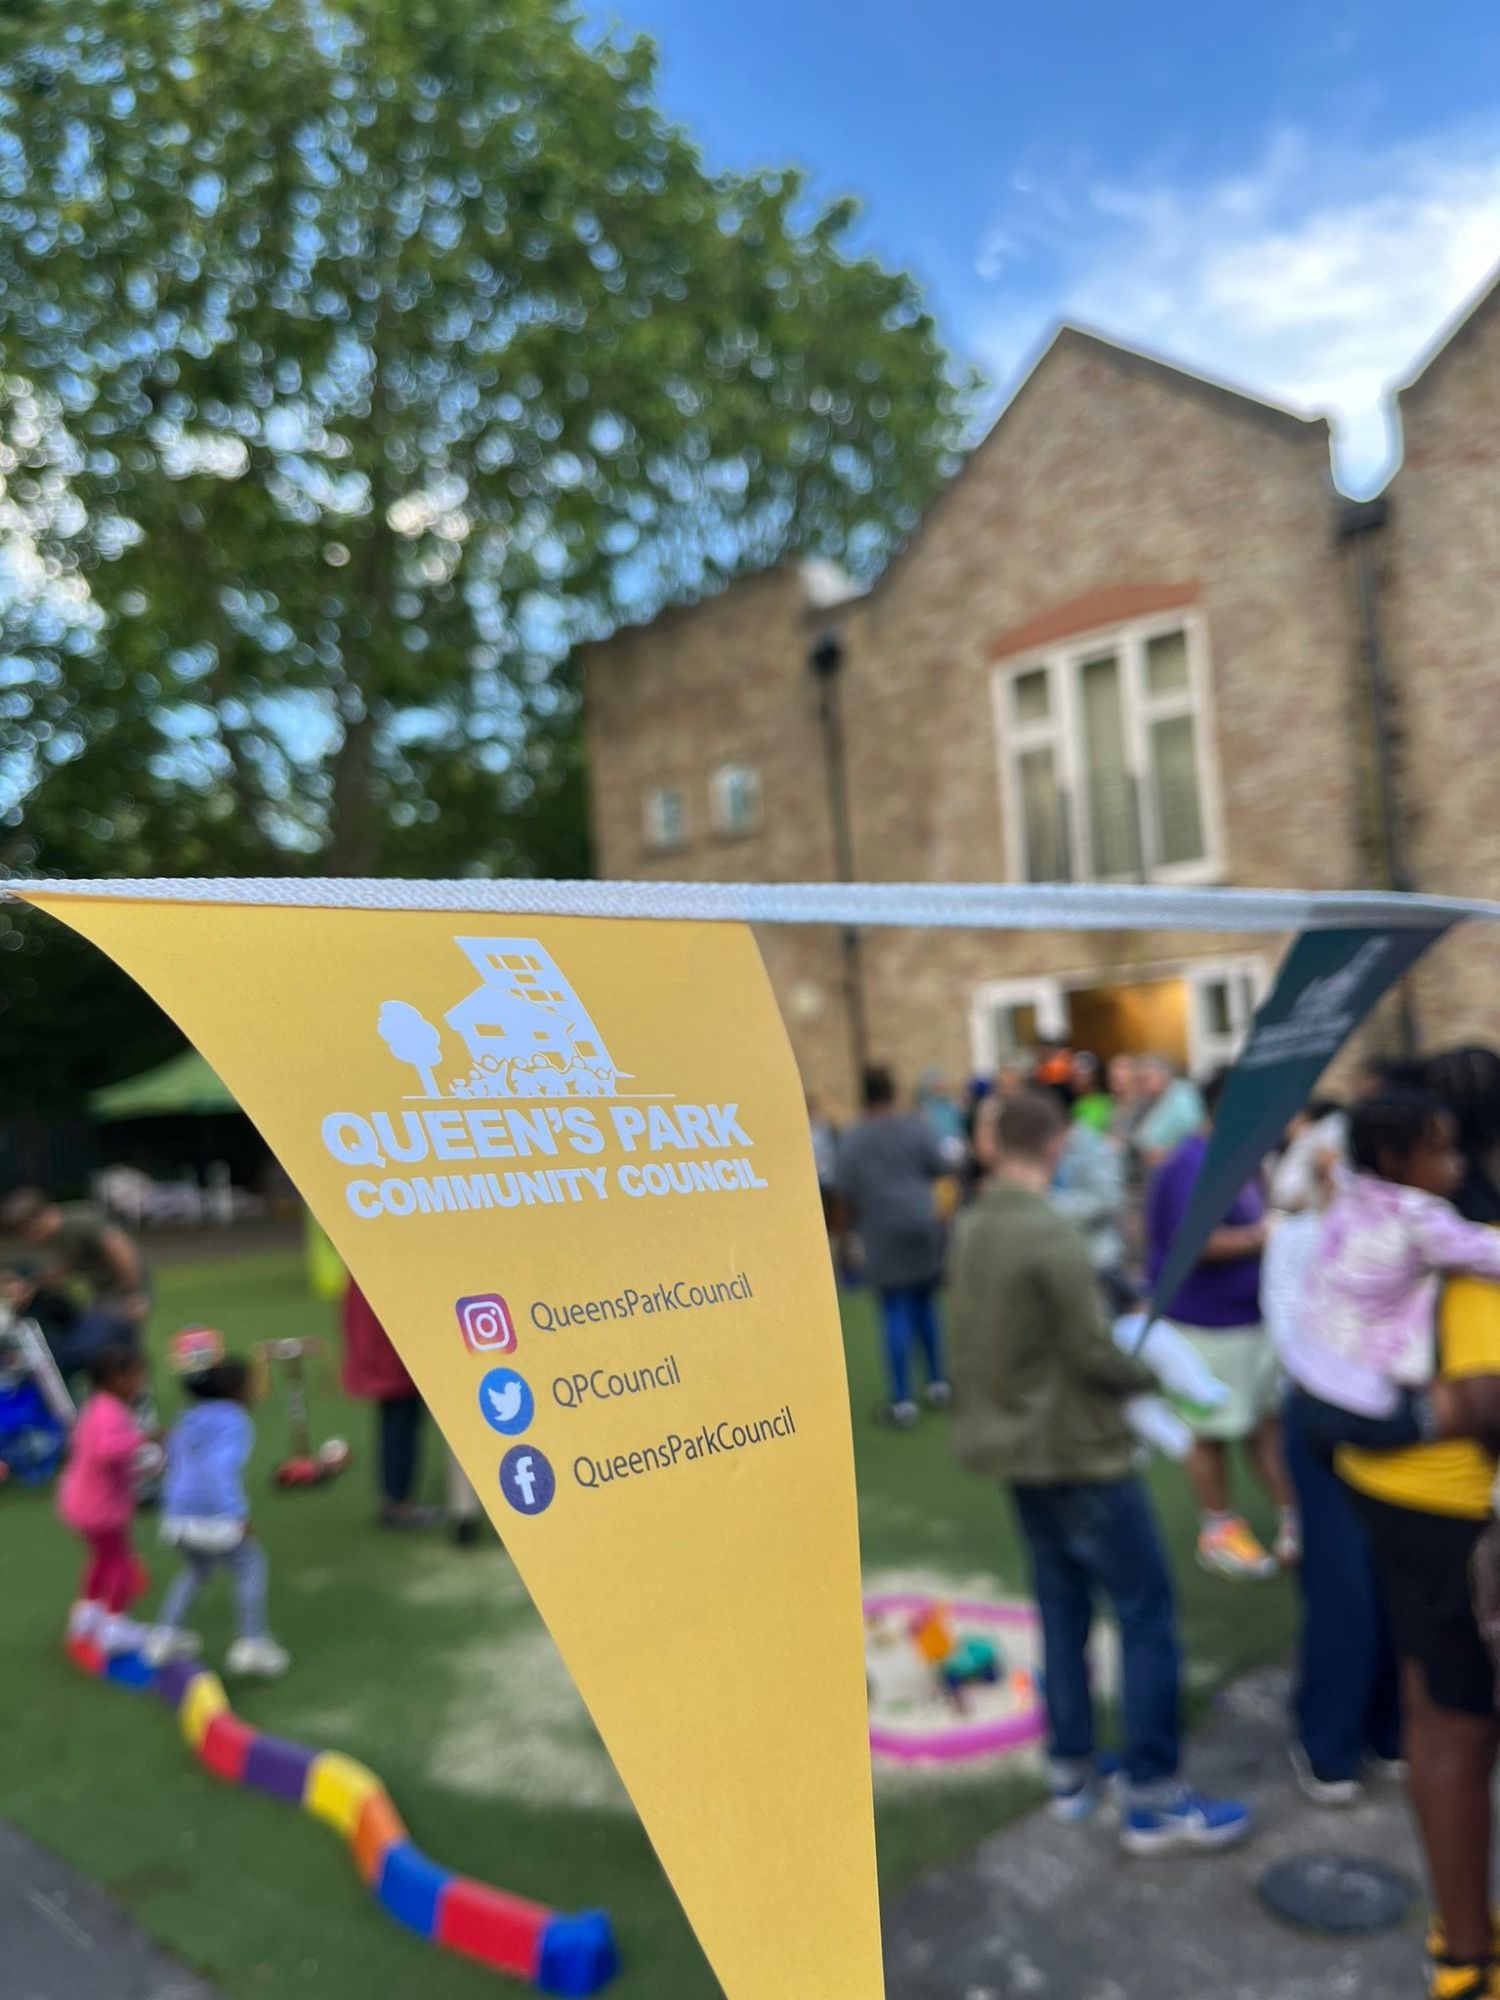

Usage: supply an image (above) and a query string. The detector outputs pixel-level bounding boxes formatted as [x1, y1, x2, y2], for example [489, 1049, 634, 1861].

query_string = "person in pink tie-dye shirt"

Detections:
[1293, 1094, 1500, 1454]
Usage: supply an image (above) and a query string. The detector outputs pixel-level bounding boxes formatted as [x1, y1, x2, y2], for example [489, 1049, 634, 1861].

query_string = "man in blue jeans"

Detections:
[834, 1065, 951, 1428]
[947, 1088, 1250, 1852]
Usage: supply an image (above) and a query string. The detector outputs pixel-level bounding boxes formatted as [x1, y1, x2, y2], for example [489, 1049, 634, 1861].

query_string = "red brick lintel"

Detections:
[990, 582, 1201, 662]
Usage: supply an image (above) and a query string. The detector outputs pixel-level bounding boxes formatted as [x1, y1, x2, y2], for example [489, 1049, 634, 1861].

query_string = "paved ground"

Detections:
[0, 1820, 222, 2000]
[884, 1666, 1429, 2000]
[8, 1665, 1427, 2000]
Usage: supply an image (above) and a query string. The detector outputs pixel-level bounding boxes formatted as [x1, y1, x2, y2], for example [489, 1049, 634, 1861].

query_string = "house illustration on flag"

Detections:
[443, 937, 620, 1098]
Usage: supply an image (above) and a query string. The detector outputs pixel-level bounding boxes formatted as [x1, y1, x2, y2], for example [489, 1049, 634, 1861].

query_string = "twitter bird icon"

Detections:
[478, 1367, 535, 1438]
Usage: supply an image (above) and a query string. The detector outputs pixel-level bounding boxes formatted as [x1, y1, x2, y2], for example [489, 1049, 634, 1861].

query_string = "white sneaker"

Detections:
[1290, 1742, 1362, 1808]
[97, 1614, 149, 1655]
[1274, 1511, 1303, 1568]
[226, 1636, 290, 1678]
[143, 1627, 202, 1668]
[67, 1600, 102, 1641]
[1048, 1755, 1121, 1822]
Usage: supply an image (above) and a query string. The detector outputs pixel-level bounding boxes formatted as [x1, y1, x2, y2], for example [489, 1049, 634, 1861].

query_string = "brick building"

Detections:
[583, 269, 1500, 1109]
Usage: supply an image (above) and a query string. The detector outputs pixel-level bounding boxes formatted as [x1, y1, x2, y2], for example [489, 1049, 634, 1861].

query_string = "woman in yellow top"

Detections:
[1339, 1048, 1500, 2000]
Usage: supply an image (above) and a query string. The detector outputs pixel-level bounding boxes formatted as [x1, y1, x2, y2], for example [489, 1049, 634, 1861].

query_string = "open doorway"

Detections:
[969, 957, 1265, 1078]
[1068, 979, 1190, 1068]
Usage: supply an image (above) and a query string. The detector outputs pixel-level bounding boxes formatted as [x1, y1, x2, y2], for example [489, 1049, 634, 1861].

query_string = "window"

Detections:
[1017, 746, 1068, 881]
[995, 617, 1219, 884]
[643, 786, 687, 853]
[1079, 650, 1137, 877]
[709, 763, 762, 838]
[1188, 960, 1264, 1073]
[967, 976, 1069, 1073]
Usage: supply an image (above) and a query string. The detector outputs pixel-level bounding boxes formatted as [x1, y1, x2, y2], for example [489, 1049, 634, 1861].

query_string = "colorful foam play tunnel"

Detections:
[69, 1637, 618, 1995]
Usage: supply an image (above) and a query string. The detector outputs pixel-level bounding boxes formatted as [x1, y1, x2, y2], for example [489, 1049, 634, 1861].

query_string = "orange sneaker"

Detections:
[1196, 1515, 1277, 1581]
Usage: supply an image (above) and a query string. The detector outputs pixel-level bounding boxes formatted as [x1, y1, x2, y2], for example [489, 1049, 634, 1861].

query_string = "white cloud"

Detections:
[968, 120, 1500, 493]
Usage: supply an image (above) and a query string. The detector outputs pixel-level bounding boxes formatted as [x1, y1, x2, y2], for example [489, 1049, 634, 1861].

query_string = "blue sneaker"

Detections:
[1048, 1752, 1121, 1823]
[1120, 1785, 1251, 1855]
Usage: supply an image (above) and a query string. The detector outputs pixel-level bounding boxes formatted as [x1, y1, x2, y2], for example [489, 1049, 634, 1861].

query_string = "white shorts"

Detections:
[160, 1515, 246, 1555]
[1162, 1323, 1281, 1442]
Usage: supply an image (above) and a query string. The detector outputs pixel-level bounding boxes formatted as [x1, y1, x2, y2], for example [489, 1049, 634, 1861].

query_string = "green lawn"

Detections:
[1, 1250, 1295, 1997]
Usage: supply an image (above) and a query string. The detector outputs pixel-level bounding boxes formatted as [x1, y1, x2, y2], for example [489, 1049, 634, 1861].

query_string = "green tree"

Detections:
[0, 0, 972, 892]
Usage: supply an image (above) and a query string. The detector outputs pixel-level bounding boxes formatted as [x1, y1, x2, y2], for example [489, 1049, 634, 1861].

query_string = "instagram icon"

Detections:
[454, 1294, 517, 1356]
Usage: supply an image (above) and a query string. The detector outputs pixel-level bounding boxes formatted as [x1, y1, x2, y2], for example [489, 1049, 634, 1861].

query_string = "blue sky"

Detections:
[582, 0, 1500, 492]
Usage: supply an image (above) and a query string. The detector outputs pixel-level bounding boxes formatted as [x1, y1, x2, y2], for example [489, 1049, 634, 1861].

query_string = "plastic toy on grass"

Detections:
[0, 1311, 74, 1485]
[895, 1604, 1002, 1706]
[65, 1632, 617, 1995]
[939, 1635, 1002, 1698]
[865, 1593, 1050, 1765]
[254, 1338, 352, 1490]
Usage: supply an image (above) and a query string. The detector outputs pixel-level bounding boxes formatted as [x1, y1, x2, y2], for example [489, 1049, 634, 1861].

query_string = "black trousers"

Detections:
[378, 1395, 423, 1505]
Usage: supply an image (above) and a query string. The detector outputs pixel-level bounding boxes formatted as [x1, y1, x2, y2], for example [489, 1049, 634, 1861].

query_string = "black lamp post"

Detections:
[809, 629, 869, 1094]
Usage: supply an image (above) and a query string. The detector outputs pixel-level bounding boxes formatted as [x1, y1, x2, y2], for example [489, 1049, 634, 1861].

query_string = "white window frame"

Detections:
[990, 609, 1225, 888]
[708, 762, 762, 839]
[968, 976, 1070, 1074]
[1186, 956, 1267, 1076]
[642, 785, 688, 854]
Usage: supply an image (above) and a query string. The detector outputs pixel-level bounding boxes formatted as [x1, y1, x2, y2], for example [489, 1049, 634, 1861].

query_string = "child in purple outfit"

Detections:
[146, 1335, 289, 1677]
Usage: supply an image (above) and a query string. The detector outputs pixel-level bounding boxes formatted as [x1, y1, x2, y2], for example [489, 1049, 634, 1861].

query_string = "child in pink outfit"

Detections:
[58, 1343, 153, 1650]
[1297, 1093, 1500, 1451]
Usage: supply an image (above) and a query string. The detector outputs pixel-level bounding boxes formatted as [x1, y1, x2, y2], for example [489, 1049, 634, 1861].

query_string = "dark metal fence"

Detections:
[0, 1115, 100, 1199]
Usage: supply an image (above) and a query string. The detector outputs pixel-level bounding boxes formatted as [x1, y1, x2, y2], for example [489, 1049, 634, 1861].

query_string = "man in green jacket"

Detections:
[949, 1089, 1249, 1854]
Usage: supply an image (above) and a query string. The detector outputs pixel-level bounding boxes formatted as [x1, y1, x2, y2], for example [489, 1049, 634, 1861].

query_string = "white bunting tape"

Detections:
[5, 875, 1499, 933]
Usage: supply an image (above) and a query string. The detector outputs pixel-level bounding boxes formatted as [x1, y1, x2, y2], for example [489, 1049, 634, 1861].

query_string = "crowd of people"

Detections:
[827, 1038, 1500, 1999]
[22, 1030, 1500, 1995]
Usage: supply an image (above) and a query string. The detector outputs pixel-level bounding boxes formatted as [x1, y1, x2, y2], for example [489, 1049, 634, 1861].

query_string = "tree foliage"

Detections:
[0, 0, 971, 1108]
[0, 0, 971, 893]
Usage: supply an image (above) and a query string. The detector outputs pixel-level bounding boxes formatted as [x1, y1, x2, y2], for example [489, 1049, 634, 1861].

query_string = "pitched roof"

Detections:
[1041, 324, 1326, 441]
[1396, 261, 1500, 403]
[861, 324, 1328, 607]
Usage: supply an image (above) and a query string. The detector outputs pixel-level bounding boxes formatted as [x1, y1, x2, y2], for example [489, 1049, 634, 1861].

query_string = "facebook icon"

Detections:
[499, 1445, 556, 1517]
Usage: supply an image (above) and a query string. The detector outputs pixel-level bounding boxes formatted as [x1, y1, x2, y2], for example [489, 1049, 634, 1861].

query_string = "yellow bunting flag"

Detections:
[25, 892, 883, 2000]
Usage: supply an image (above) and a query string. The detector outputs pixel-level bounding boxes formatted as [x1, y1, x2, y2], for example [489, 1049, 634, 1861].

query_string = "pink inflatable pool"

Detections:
[865, 1593, 1047, 1765]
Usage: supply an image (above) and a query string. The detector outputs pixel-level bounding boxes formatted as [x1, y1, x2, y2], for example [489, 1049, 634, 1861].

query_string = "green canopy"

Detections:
[89, 1049, 240, 1120]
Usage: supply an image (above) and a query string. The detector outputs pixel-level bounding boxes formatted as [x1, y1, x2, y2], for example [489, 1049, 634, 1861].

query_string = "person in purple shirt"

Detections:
[1147, 1070, 1296, 1583]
